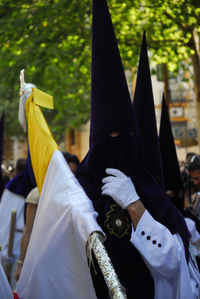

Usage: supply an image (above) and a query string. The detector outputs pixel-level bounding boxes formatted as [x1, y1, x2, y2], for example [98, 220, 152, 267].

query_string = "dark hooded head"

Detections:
[6, 146, 36, 198]
[132, 32, 164, 187]
[131, 37, 189, 258]
[90, 0, 134, 147]
[77, 0, 141, 201]
[159, 95, 184, 212]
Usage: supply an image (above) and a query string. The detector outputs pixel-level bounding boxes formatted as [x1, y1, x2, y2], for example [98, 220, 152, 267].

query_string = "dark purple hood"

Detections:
[132, 32, 164, 187]
[6, 146, 36, 198]
[159, 95, 184, 212]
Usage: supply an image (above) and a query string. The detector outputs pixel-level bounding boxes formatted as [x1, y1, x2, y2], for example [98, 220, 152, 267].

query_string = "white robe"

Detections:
[185, 217, 200, 258]
[0, 188, 25, 260]
[131, 210, 200, 299]
[0, 189, 25, 289]
[17, 151, 105, 299]
[0, 253, 13, 299]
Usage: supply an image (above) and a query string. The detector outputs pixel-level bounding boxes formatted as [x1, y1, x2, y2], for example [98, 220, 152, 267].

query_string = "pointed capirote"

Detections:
[132, 32, 164, 186]
[90, 0, 134, 147]
[159, 95, 184, 211]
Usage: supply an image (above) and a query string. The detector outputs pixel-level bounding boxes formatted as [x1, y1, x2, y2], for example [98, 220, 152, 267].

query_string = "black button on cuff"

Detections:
[147, 236, 151, 240]
[152, 240, 157, 245]
[158, 243, 162, 248]
[141, 231, 145, 236]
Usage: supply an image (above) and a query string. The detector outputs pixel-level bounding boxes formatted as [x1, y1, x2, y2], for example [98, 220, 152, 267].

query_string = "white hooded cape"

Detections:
[17, 151, 104, 299]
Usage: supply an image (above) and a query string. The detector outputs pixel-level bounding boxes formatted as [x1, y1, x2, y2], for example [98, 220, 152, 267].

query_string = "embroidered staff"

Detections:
[88, 232, 127, 299]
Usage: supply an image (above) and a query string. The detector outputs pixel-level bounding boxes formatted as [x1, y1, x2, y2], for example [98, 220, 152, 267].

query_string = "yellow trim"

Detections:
[25, 92, 59, 193]
[33, 88, 54, 109]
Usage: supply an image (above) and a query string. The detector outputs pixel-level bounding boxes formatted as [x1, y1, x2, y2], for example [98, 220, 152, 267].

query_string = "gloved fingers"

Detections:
[105, 168, 127, 179]
[102, 190, 116, 199]
[101, 183, 113, 192]
[102, 188, 112, 196]
[102, 175, 119, 184]
[21, 83, 35, 96]
[102, 186, 116, 196]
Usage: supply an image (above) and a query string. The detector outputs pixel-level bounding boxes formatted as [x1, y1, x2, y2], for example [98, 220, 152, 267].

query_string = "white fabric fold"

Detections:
[0, 189, 25, 259]
[185, 217, 200, 243]
[17, 151, 105, 299]
[0, 257, 13, 299]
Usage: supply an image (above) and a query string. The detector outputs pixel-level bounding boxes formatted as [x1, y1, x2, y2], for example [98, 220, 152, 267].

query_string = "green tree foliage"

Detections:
[0, 0, 92, 139]
[0, 0, 199, 140]
[111, 0, 200, 100]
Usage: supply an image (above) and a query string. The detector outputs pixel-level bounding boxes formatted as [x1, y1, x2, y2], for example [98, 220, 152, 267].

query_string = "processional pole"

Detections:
[88, 232, 127, 299]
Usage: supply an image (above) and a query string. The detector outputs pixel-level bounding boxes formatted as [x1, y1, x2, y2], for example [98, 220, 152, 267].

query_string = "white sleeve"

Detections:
[130, 210, 182, 278]
[185, 217, 200, 243]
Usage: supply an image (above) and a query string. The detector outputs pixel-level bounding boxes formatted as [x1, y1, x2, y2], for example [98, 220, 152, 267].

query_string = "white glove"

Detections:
[101, 168, 139, 209]
[18, 82, 35, 132]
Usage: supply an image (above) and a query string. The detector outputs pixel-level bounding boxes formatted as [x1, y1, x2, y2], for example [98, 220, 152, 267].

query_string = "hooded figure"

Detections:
[159, 95, 184, 212]
[6, 147, 36, 199]
[131, 38, 190, 260]
[77, 0, 190, 298]
[0, 147, 36, 289]
[132, 33, 164, 187]
[159, 96, 200, 236]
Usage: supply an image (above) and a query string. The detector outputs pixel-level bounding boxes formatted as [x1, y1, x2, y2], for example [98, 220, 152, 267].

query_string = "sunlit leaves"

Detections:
[0, 0, 199, 139]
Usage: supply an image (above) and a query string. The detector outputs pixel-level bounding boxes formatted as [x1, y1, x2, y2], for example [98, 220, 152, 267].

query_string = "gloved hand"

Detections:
[101, 168, 139, 209]
[18, 82, 35, 132]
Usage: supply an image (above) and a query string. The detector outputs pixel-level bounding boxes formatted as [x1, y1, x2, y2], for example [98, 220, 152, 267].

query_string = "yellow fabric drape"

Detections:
[25, 88, 59, 193]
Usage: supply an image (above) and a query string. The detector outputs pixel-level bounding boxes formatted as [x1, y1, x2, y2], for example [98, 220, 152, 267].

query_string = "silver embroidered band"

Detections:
[87, 232, 127, 299]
